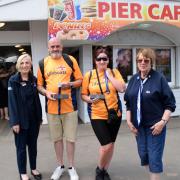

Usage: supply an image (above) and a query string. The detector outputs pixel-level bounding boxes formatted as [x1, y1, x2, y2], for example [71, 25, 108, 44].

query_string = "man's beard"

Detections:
[50, 51, 62, 59]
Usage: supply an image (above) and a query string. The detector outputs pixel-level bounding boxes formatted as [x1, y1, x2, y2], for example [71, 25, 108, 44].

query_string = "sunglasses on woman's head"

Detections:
[96, 57, 108, 62]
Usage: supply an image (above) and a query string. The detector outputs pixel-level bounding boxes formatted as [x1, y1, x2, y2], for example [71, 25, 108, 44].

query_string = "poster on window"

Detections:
[114, 48, 133, 82]
[155, 49, 171, 82]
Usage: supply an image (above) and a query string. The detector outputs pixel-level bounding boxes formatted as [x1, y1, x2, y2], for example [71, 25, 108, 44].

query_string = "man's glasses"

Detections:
[137, 58, 150, 64]
[96, 57, 108, 62]
[50, 45, 60, 48]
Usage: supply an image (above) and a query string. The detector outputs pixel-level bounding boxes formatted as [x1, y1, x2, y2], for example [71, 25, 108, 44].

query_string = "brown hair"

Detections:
[137, 48, 156, 66]
[94, 46, 109, 58]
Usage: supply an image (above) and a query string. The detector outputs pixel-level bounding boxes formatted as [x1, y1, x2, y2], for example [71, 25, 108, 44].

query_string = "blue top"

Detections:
[8, 72, 42, 129]
[124, 69, 176, 128]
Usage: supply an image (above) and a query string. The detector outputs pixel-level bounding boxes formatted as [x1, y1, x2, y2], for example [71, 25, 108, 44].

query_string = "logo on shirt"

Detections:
[57, 65, 66, 71]
[47, 66, 67, 76]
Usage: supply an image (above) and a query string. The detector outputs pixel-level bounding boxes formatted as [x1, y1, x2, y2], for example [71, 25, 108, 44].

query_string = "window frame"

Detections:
[113, 46, 175, 87]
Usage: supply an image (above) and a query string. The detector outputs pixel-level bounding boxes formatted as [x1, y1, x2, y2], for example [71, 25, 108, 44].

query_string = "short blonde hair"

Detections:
[16, 54, 32, 72]
[137, 48, 156, 66]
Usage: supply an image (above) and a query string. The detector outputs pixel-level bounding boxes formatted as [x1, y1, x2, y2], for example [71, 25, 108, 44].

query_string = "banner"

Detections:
[48, 0, 180, 41]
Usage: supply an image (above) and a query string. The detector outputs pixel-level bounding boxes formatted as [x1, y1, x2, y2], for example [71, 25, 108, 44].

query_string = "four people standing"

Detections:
[37, 38, 83, 180]
[8, 54, 42, 180]
[124, 48, 176, 180]
[81, 48, 126, 180]
[7, 44, 176, 180]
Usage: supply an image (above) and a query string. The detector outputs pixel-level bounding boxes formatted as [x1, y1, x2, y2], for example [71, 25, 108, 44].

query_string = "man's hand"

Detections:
[46, 91, 56, 100]
[61, 82, 72, 89]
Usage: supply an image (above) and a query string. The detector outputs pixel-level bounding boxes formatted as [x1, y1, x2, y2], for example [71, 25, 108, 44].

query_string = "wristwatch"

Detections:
[161, 119, 168, 124]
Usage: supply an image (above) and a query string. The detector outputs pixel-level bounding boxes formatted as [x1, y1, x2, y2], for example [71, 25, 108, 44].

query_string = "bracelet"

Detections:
[161, 119, 168, 124]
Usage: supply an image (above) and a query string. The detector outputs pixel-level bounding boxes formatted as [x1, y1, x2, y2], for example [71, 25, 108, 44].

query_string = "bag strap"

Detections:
[87, 70, 92, 95]
[62, 53, 74, 72]
[39, 58, 46, 88]
[95, 69, 109, 112]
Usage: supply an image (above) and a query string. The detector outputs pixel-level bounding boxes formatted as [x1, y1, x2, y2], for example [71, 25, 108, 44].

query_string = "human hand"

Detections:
[61, 82, 72, 89]
[88, 96, 100, 104]
[12, 125, 20, 134]
[46, 91, 56, 100]
[127, 121, 138, 136]
[150, 121, 165, 135]
[91, 97, 100, 104]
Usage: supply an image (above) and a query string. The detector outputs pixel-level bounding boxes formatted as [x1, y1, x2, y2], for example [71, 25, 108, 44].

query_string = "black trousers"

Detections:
[14, 124, 40, 174]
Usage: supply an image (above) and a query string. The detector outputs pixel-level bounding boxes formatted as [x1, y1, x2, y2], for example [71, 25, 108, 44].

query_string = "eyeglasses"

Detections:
[96, 57, 108, 62]
[137, 58, 150, 64]
[50, 45, 60, 48]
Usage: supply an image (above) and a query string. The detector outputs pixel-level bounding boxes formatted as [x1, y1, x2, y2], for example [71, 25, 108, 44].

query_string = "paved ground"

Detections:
[0, 117, 180, 180]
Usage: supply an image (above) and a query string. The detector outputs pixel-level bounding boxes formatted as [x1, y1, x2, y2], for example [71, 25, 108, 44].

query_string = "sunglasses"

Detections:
[137, 59, 150, 64]
[96, 57, 108, 62]
[50, 45, 60, 48]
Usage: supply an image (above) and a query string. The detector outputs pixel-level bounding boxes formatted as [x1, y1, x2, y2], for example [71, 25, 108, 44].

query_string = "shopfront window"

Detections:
[114, 48, 133, 82]
[136, 48, 172, 82]
[155, 49, 171, 82]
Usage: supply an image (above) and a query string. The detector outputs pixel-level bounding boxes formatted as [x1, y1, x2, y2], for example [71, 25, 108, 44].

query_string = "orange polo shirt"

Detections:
[37, 55, 83, 114]
[81, 68, 124, 120]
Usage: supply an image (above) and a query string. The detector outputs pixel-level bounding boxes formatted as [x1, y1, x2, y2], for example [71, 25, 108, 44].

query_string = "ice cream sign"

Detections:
[48, 0, 180, 41]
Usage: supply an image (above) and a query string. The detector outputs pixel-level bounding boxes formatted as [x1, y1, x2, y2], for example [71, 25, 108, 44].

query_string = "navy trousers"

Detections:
[14, 124, 40, 174]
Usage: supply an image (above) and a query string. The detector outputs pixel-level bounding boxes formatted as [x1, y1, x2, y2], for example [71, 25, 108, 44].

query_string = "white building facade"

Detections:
[0, 0, 180, 123]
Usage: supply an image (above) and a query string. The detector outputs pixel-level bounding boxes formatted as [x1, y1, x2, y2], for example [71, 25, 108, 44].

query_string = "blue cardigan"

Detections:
[8, 72, 42, 129]
[124, 69, 176, 128]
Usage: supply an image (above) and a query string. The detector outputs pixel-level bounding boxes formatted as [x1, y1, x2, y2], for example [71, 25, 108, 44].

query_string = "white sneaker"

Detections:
[68, 167, 79, 180]
[51, 166, 65, 180]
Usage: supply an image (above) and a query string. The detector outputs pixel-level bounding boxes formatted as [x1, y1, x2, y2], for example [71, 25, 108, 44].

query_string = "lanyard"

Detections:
[137, 77, 148, 126]
[104, 72, 110, 93]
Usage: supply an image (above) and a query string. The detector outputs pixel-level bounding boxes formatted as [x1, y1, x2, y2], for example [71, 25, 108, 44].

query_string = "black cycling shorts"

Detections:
[91, 117, 121, 146]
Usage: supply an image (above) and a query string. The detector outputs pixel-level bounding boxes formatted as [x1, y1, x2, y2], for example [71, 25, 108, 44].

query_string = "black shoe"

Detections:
[95, 166, 104, 180]
[103, 169, 111, 180]
[31, 171, 42, 180]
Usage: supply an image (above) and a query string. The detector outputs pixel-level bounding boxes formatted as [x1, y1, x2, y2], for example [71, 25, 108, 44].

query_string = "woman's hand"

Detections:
[12, 125, 20, 134]
[105, 69, 126, 92]
[127, 121, 138, 136]
[150, 120, 165, 135]
[91, 97, 100, 104]
[82, 94, 101, 104]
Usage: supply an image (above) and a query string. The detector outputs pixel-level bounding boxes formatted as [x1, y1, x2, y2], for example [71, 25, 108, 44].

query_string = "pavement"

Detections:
[0, 117, 180, 180]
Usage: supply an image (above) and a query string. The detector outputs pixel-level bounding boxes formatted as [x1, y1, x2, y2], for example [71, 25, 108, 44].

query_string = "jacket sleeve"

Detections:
[8, 78, 19, 127]
[161, 76, 176, 112]
[124, 75, 136, 111]
[124, 88, 130, 111]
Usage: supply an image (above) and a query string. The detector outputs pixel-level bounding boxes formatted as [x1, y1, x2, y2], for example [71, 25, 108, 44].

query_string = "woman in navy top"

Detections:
[8, 54, 42, 180]
[124, 48, 176, 180]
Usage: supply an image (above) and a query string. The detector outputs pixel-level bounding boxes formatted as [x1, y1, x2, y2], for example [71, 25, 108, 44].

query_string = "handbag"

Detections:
[95, 69, 119, 124]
